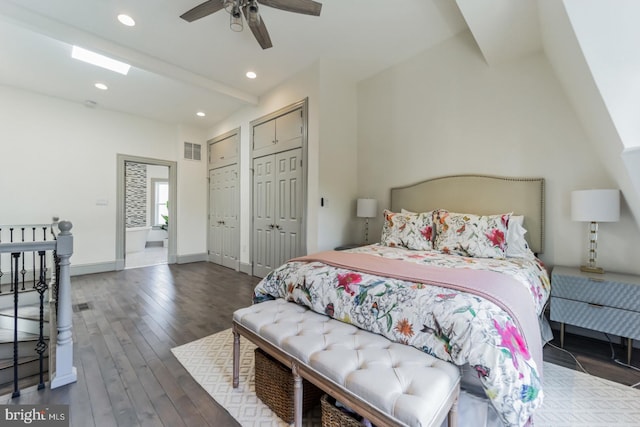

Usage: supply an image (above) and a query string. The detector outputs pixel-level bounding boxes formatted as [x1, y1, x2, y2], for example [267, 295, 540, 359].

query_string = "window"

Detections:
[152, 179, 169, 227]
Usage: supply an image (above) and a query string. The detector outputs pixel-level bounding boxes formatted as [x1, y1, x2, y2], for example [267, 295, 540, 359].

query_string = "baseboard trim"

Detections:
[71, 261, 118, 276]
[239, 262, 252, 275]
[177, 253, 208, 264]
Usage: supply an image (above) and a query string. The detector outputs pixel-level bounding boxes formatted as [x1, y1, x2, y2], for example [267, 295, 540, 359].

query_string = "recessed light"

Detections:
[196, 111, 206, 117]
[246, 71, 257, 79]
[118, 14, 136, 27]
[72, 46, 131, 75]
[94, 83, 108, 90]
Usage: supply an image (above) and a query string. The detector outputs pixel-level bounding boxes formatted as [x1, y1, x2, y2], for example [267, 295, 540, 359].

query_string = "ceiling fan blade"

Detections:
[243, 6, 273, 49]
[257, 0, 322, 16]
[180, 0, 225, 22]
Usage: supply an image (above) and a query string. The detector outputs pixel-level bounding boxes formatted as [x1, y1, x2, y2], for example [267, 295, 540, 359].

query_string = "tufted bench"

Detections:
[232, 299, 461, 427]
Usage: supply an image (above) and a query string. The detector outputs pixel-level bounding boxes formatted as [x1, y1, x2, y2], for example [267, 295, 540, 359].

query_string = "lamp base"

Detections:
[580, 265, 604, 274]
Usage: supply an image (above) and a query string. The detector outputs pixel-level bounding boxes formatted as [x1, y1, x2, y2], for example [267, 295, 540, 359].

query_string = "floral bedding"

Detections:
[253, 244, 551, 427]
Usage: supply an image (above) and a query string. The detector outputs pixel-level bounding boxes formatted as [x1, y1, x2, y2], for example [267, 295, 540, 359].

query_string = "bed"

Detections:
[252, 175, 551, 427]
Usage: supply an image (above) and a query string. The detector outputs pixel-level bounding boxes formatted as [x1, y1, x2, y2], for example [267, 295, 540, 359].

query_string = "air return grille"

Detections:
[184, 142, 202, 161]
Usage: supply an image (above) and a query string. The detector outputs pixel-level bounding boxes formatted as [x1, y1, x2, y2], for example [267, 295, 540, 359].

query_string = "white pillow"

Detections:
[506, 215, 534, 258]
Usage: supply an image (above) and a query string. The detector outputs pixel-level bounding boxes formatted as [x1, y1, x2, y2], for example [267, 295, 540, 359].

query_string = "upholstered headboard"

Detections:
[390, 175, 545, 254]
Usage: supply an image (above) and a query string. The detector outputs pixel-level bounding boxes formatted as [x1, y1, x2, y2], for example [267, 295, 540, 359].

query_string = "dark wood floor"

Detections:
[543, 326, 640, 387]
[1, 262, 639, 426]
[1, 262, 259, 427]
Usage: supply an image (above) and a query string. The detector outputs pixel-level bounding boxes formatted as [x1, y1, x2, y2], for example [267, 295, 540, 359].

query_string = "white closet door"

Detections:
[209, 167, 224, 265]
[221, 164, 238, 269]
[274, 109, 303, 152]
[252, 119, 276, 153]
[252, 148, 303, 278]
[209, 164, 238, 269]
[209, 133, 238, 168]
[252, 108, 303, 157]
[252, 155, 276, 278]
[274, 148, 303, 268]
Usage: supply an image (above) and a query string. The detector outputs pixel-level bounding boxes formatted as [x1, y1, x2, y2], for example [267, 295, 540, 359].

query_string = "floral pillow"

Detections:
[433, 209, 510, 258]
[381, 209, 434, 250]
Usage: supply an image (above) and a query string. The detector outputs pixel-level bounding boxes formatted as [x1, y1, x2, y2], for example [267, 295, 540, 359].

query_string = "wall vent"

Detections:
[184, 142, 202, 161]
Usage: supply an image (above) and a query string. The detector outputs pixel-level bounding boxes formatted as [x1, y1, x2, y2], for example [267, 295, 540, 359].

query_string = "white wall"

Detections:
[317, 60, 359, 249]
[0, 84, 207, 268]
[356, 31, 640, 274]
[176, 126, 208, 258]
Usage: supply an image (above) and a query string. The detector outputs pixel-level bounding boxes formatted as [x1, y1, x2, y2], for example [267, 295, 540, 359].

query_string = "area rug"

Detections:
[171, 329, 640, 427]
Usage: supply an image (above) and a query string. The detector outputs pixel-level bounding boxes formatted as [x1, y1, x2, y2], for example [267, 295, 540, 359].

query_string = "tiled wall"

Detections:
[125, 162, 147, 228]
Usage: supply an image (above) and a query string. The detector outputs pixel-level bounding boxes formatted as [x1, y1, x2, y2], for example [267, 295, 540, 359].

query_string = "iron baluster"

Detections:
[43, 227, 48, 288]
[9, 228, 14, 292]
[12, 252, 20, 398]
[35, 250, 48, 390]
[20, 228, 26, 291]
[32, 227, 37, 289]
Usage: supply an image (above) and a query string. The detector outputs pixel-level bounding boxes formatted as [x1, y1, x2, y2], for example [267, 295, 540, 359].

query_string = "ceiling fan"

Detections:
[180, 0, 322, 50]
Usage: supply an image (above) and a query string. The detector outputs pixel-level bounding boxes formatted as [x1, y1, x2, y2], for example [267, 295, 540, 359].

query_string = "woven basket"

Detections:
[320, 394, 362, 427]
[254, 347, 323, 423]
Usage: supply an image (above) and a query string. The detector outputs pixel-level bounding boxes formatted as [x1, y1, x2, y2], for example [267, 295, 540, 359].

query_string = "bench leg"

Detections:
[447, 391, 459, 427]
[232, 329, 240, 388]
[292, 363, 303, 427]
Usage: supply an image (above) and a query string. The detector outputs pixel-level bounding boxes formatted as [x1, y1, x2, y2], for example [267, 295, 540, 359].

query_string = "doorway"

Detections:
[116, 154, 177, 270]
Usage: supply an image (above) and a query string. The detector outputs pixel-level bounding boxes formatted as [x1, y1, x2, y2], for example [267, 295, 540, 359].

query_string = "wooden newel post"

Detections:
[50, 220, 77, 389]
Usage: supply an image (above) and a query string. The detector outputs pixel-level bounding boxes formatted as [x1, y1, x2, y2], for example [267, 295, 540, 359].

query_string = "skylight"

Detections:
[71, 46, 131, 75]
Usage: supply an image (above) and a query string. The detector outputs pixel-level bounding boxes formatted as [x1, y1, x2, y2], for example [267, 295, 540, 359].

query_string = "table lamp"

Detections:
[571, 189, 620, 274]
[357, 198, 377, 244]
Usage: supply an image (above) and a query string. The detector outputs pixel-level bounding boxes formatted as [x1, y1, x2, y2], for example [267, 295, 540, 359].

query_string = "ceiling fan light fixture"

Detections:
[230, 5, 243, 32]
[180, 0, 322, 49]
[223, 0, 235, 14]
[247, 0, 260, 25]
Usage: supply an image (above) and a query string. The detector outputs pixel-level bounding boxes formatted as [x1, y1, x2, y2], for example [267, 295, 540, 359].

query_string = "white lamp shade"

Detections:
[357, 198, 377, 218]
[571, 189, 620, 222]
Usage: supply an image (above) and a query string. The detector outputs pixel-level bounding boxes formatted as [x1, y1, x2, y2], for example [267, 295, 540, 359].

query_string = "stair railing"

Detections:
[0, 219, 76, 396]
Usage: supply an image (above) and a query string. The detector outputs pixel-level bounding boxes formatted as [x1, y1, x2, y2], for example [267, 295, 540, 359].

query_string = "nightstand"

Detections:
[551, 266, 640, 365]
